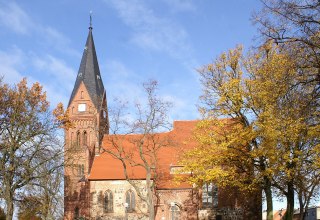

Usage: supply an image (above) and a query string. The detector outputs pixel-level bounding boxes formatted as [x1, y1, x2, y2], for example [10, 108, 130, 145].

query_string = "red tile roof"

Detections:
[88, 120, 199, 189]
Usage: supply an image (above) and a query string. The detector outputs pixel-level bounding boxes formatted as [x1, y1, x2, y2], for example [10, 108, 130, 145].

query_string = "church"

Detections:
[64, 24, 261, 220]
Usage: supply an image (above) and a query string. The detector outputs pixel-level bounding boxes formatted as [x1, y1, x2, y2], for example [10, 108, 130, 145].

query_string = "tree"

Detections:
[181, 45, 274, 220]
[247, 43, 320, 220]
[102, 80, 172, 220]
[17, 196, 42, 220]
[22, 156, 64, 220]
[0, 78, 66, 220]
[0, 207, 6, 220]
[254, 2, 320, 219]
[254, 0, 320, 85]
[181, 43, 319, 220]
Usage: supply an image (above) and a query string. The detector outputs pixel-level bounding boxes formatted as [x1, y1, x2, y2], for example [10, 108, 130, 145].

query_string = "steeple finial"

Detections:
[69, 14, 105, 108]
[89, 11, 93, 29]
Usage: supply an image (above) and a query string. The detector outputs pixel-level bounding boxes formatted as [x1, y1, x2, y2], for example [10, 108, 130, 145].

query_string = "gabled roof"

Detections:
[68, 27, 105, 109]
[88, 120, 199, 189]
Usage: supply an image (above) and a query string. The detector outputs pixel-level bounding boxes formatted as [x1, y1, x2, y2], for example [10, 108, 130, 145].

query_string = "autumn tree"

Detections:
[181, 43, 319, 220]
[0, 78, 66, 220]
[254, 2, 320, 219]
[246, 43, 320, 220]
[103, 80, 172, 220]
[181, 46, 272, 220]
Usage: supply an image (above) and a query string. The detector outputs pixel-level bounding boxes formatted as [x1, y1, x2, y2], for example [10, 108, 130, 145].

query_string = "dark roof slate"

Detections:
[68, 27, 105, 109]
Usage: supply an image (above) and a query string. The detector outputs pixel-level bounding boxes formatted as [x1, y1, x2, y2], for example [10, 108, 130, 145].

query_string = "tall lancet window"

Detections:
[202, 183, 218, 208]
[76, 131, 81, 148]
[170, 204, 181, 220]
[104, 190, 113, 213]
[125, 190, 135, 212]
[83, 131, 87, 146]
[74, 207, 79, 219]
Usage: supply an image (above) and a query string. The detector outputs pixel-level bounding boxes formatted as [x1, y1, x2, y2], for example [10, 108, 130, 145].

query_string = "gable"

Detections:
[68, 81, 97, 114]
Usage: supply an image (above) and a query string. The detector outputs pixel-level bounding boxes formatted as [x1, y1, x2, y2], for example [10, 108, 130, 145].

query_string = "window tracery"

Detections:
[125, 190, 135, 212]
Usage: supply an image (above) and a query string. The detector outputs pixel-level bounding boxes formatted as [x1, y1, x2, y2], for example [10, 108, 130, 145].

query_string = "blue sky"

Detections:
[0, 0, 262, 121]
[6, 0, 317, 210]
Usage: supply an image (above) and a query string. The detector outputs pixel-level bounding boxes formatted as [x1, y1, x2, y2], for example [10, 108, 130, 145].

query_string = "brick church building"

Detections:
[64, 25, 261, 220]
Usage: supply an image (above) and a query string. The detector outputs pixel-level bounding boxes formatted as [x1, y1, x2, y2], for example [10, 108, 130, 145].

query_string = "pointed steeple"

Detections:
[68, 25, 105, 109]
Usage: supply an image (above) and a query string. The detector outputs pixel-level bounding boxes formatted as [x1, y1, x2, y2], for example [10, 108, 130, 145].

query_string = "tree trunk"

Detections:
[298, 192, 304, 220]
[284, 182, 295, 220]
[5, 175, 14, 220]
[146, 170, 155, 220]
[264, 178, 273, 220]
[5, 195, 14, 220]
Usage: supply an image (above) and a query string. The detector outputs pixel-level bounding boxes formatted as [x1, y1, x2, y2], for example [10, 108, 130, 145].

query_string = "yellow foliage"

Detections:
[52, 102, 73, 129]
[181, 43, 320, 197]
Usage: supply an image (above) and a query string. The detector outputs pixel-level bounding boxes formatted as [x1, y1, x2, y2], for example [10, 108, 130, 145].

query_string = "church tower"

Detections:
[64, 23, 109, 220]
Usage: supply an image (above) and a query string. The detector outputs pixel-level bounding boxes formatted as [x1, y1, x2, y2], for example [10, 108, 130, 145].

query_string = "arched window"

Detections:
[74, 207, 79, 219]
[170, 204, 180, 220]
[83, 131, 87, 146]
[78, 164, 84, 176]
[125, 190, 135, 212]
[104, 190, 113, 213]
[202, 183, 218, 208]
[76, 131, 81, 148]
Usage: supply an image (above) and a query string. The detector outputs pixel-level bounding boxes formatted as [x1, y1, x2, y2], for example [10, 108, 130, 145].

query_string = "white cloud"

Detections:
[101, 58, 200, 121]
[0, 2, 33, 34]
[27, 55, 74, 107]
[0, 46, 75, 107]
[104, 59, 133, 78]
[43, 83, 70, 108]
[103, 59, 142, 102]
[0, 47, 25, 83]
[0, 2, 79, 107]
[42, 27, 80, 57]
[32, 55, 75, 89]
[103, 0, 195, 64]
[0, 47, 73, 102]
[162, 94, 199, 120]
[0, 2, 78, 57]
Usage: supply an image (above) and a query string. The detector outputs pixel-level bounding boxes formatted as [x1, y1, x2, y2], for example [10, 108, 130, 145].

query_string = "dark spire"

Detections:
[68, 24, 105, 109]
[89, 11, 93, 30]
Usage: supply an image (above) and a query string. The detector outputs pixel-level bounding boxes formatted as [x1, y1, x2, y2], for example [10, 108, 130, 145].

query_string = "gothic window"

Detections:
[202, 183, 218, 208]
[74, 207, 79, 219]
[81, 91, 84, 99]
[125, 190, 135, 212]
[78, 164, 84, 176]
[104, 190, 113, 213]
[170, 204, 180, 220]
[83, 131, 87, 146]
[213, 185, 218, 208]
[76, 131, 81, 148]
